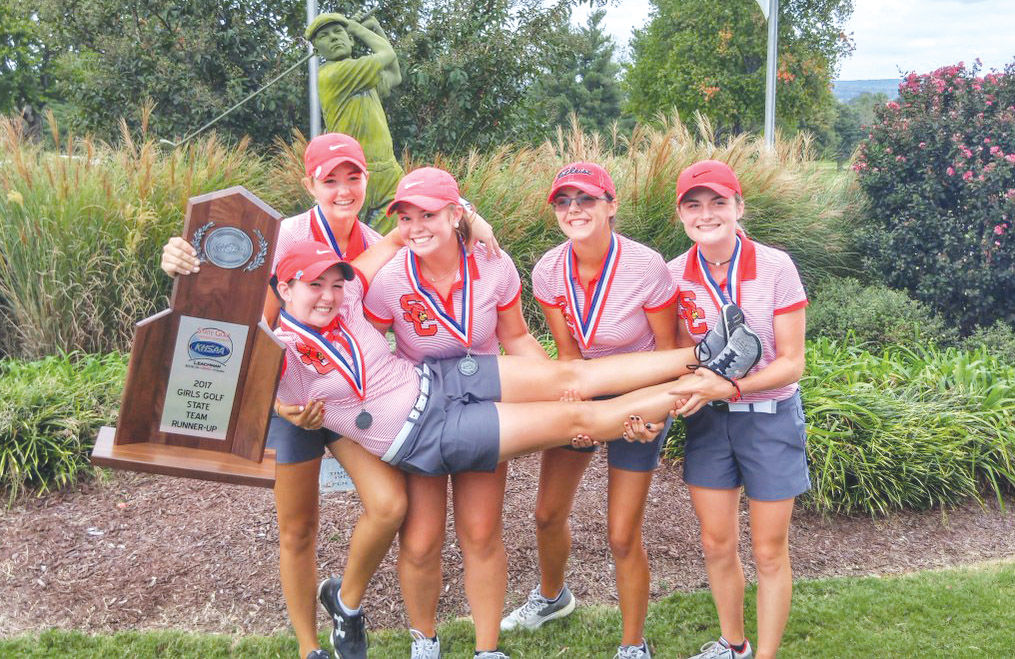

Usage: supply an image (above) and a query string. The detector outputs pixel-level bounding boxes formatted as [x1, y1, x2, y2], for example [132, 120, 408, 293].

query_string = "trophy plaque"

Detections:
[91, 187, 284, 488]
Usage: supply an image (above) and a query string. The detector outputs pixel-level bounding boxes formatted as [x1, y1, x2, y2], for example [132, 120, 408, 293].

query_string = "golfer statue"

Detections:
[306, 13, 405, 224]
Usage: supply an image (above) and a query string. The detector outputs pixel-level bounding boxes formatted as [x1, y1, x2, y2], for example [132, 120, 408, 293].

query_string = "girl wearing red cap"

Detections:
[160, 135, 500, 659]
[269, 239, 755, 658]
[501, 162, 681, 659]
[663, 160, 809, 659]
[360, 167, 547, 659]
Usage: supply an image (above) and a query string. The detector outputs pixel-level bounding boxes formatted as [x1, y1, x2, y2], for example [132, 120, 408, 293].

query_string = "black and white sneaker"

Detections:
[701, 324, 762, 381]
[500, 585, 576, 631]
[318, 577, 368, 659]
[695, 303, 746, 362]
[306, 650, 332, 659]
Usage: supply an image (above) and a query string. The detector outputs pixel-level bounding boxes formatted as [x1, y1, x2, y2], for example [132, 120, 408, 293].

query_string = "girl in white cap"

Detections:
[361, 167, 547, 659]
[160, 134, 500, 659]
[502, 161, 680, 659]
[663, 160, 809, 659]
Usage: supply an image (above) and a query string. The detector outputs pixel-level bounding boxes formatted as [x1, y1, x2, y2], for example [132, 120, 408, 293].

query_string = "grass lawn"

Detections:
[4, 561, 1013, 657]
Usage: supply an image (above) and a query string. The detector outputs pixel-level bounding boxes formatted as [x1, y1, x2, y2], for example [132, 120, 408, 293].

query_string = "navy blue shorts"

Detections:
[682, 391, 810, 501]
[266, 414, 341, 465]
[389, 355, 502, 476]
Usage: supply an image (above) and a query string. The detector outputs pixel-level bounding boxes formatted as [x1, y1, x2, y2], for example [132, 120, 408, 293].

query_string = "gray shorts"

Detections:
[267, 414, 341, 465]
[388, 355, 502, 476]
[682, 391, 810, 501]
[563, 395, 672, 472]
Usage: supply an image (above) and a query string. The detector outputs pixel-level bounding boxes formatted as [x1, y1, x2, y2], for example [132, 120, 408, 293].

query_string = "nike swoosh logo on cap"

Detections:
[404, 180, 423, 188]
[328, 144, 344, 151]
[692, 169, 711, 178]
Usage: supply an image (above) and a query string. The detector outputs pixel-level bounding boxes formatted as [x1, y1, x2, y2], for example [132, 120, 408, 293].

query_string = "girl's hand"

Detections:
[668, 369, 737, 417]
[568, 434, 599, 449]
[559, 388, 583, 402]
[160, 236, 200, 277]
[464, 206, 501, 258]
[276, 399, 325, 430]
[623, 415, 661, 443]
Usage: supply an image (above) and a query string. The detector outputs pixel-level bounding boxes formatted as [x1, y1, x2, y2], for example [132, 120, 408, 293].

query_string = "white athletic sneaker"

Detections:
[409, 628, 441, 659]
[615, 640, 652, 658]
[688, 638, 753, 659]
[474, 652, 510, 659]
[499, 585, 576, 631]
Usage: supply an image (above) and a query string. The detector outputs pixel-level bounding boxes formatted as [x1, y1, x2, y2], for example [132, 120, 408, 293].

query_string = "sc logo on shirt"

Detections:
[400, 294, 438, 337]
[678, 291, 709, 335]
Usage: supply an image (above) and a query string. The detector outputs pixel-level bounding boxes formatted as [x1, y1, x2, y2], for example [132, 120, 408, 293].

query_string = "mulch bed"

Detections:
[2, 453, 1013, 637]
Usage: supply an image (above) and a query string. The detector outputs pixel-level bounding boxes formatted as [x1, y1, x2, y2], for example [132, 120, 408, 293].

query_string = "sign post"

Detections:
[91, 187, 284, 488]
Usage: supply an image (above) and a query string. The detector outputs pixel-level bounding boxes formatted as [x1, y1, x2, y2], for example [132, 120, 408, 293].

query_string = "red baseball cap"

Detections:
[276, 240, 355, 283]
[386, 167, 461, 215]
[304, 133, 367, 180]
[547, 161, 616, 203]
[676, 160, 742, 203]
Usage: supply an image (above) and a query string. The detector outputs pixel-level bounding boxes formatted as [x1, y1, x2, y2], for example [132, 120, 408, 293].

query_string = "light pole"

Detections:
[307, 0, 321, 138]
[757, 0, 779, 148]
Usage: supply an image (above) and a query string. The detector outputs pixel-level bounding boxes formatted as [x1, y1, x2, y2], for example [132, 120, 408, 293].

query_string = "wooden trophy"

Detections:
[91, 187, 284, 488]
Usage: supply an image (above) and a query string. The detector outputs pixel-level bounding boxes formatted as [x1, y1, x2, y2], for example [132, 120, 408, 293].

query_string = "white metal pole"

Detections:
[307, 0, 321, 138]
[764, 0, 779, 148]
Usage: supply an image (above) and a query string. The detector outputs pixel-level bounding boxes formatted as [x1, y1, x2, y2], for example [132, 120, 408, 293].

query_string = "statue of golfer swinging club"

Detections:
[306, 11, 405, 226]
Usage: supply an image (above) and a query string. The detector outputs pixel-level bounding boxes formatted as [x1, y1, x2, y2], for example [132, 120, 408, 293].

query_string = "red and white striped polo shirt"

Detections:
[274, 275, 420, 458]
[667, 237, 808, 403]
[272, 206, 383, 272]
[362, 243, 522, 363]
[532, 234, 679, 359]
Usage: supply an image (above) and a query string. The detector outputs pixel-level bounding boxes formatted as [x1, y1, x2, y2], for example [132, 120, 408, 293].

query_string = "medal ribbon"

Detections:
[279, 310, 367, 401]
[564, 233, 621, 350]
[311, 206, 345, 257]
[697, 234, 743, 310]
[405, 243, 473, 347]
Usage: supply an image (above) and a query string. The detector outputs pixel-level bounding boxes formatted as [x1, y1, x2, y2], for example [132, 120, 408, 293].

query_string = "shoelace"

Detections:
[697, 641, 729, 658]
[615, 645, 648, 659]
[511, 589, 550, 620]
[409, 631, 439, 659]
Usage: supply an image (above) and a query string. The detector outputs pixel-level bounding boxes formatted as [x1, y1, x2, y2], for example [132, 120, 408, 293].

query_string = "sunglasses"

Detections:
[550, 193, 607, 212]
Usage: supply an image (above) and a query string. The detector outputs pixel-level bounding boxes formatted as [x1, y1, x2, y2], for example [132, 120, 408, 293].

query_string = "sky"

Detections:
[576, 0, 1015, 81]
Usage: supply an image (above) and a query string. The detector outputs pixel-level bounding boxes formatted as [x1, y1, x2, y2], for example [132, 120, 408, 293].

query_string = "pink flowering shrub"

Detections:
[854, 61, 1015, 331]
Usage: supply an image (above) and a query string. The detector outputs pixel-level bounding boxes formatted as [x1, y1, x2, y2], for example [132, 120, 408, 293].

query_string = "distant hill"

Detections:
[832, 79, 900, 102]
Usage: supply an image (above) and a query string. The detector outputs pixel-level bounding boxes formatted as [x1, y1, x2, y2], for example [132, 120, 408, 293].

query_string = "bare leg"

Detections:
[534, 448, 594, 599]
[607, 467, 654, 647]
[274, 457, 324, 657]
[496, 381, 679, 460]
[688, 485, 746, 647]
[496, 347, 698, 403]
[398, 473, 449, 638]
[329, 438, 408, 608]
[451, 464, 510, 652]
[749, 497, 796, 659]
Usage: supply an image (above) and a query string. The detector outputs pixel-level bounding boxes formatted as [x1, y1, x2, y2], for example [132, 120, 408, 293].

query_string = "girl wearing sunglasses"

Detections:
[501, 162, 680, 659]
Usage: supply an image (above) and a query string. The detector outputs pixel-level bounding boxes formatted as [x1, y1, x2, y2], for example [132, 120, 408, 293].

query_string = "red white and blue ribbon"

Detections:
[311, 206, 365, 259]
[404, 242, 474, 347]
[279, 310, 367, 401]
[564, 233, 621, 350]
[697, 234, 742, 310]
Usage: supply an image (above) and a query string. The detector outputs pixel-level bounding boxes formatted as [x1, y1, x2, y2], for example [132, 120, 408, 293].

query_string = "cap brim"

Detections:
[547, 181, 607, 203]
[310, 155, 366, 179]
[300, 257, 355, 282]
[386, 195, 457, 216]
[677, 182, 738, 203]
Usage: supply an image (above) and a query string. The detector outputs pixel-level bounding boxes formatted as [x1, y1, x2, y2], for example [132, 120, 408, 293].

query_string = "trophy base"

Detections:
[91, 426, 276, 488]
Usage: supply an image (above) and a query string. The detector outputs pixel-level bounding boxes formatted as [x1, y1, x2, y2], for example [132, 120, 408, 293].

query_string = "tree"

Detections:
[512, 9, 624, 142]
[0, 1, 49, 116]
[31, 0, 311, 144]
[625, 0, 854, 137]
[383, 0, 578, 156]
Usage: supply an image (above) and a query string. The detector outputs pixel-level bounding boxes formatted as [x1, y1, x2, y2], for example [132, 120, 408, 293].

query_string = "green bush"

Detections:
[0, 351, 127, 501]
[801, 338, 1015, 515]
[807, 277, 959, 348]
[853, 61, 1015, 332]
[961, 320, 1015, 365]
